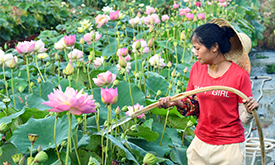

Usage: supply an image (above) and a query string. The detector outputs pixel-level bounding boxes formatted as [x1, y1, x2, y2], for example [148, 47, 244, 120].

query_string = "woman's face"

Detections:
[192, 37, 216, 65]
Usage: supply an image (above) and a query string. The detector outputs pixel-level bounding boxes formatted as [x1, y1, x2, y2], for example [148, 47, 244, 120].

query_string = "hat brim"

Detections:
[208, 18, 251, 74]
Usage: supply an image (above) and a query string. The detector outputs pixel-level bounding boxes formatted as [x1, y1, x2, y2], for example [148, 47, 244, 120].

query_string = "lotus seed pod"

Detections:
[63, 62, 74, 75]
[18, 86, 25, 93]
[77, 117, 83, 124]
[28, 134, 39, 143]
[122, 106, 128, 112]
[34, 151, 48, 163]
[177, 80, 183, 87]
[113, 80, 119, 86]
[27, 157, 34, 165]
[12, 153, 23, 164]
[130, 125, 138, 132]
[61, 140, 67, 147]
[88, 156, 100, 165]
[169, 84, 173, 89]
[0, 123, 9, 133]
[187, 120, 195, 127]
[175, 88, 181, 94]
[143, 153, 157, 165]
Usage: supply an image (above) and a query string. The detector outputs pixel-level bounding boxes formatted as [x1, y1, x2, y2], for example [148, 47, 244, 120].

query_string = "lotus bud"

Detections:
[115, 106, 120, 116]
[135, 72, 140, 78]
[149, 25, 154, 33]
[133, 36, 136, 42]
[91, 32, 96, 40]
[61, 140, 67, 147]
[176, 72, 181, 77]
[95, 102, 100, 109]
[37, 76, 42, 84]
[137, 12, 142, 18]
[177, 80, 182, 87]
[180, 32, 186, 40]
[183, 67, 188, 73]
[37, 145, 43, 152]
[34, 151, 48, 163]
[122, 106, 128, 112]
[9, 57, 17, 69]
[118, 54, 127, 68]
[113, 80, 119, 86]
[142, 60, 146, 67]
[12, 153, 23, 164]
[121, 24, 126, 29]
[0, 123, 9, 133]
[30, 82, 35, 88]
[77, 117, 83, 124]
[147, 38, 153, 48]
[173, 42, 177, 47]
[135, 40, 141, 49]
[28, 133, 39, 143]
[63, 62, 74, 75]
[167, 61, 172, 68]
[143, 153, 157, 165]
[27, 157, 34, 165]
[156, 90, 162, 96]
[171, 69, 176, 77]
[54, 53, 60, 60]
[80, 37, 85, 45]
[19, 156, 26, 165]
[18, 86, 25, 93]
[169, 84, 173, 89]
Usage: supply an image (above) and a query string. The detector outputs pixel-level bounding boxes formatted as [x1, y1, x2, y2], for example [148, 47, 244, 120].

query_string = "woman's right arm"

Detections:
[158, 96, 184, 109]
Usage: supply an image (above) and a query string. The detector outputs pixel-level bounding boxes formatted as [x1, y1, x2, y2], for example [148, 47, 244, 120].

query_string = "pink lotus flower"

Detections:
[94, 57, 104, 69]
[126, 103, 145, 118]
[161, 14, 169, 22]
[101, 87, 118, 105]
[92, 71, 116, 87]
[149, 54, 166, 69]
[54, 37, 70, 51]
[109, 11, 119, 21]
[142, 14, 161, 27]
[218, 2, 227, 7]
[196, 2, 201, 7]
[179, 8, 191, 16]
[42, 86, 96, 115]
[219, 0, 226, 2]
[124, 55, 131, 61]
[64, 35, 76, 46]
[83, 31, 102, 44]
[173, 4, 179, 9]
[116, 48, 128, 56]
[129, 16, 141, 26]
[16, 41, 35, 55]
[34, 39, 47, 53]
[186, 13, 194, 20]
[197, 13, 205, 20]
[95, 14, 108, 28]
[145, 6, 156, 15]
[68, 49, 84, 62]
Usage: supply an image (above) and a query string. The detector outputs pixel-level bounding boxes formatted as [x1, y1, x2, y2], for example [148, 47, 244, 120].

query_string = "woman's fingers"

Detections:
[243, 97, 259, 113]
[158, 96, 172, 109]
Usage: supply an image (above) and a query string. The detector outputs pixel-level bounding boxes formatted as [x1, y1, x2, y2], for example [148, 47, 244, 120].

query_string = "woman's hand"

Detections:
[158, 97, 183, 109]
[242, 97, 259, 114]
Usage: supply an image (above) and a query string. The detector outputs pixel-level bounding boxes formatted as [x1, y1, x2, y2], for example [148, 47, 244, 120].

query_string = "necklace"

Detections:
[210, 60, 228, 71]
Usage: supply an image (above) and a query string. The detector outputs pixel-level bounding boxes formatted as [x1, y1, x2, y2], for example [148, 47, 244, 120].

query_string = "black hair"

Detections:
[191, 23, 235, 54]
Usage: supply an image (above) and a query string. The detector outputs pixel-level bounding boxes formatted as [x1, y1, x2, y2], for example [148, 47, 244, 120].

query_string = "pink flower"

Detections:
[95, 14, 108, 28]
[42, 86, 96, 115]
[83, 31, 102, 44]
[94, 57, 104, 69]
[68, 49, 84, 62]
[179, 8, 191, 16]
[161, 14, 169, 22]
[34, 39, 47, 53]
[149, 54, 166, 69]
[142, 14, 160, 27]
[116, 48, 128, 56]
[55, 37, 70, 51]
[92, 71, 116, 87]
[124, 55, 131, 61]
[218, 2, 227, 7]
[196, 2, 201, 7]
[126, 103, 145, 118]
[197, 13, 205, 20]
[219, 0, 226, 2]
[0, 49, 13, 66]
[116, 62, 131, 73]
[145, 6, 156, 15]
[186, 13, 194, 20]
[16, 41, 35, 55]
[109, 11, 119, 21]
[173, 4, 179, 9]
[101, 87, 118, 105]
[118, 54, 127, 68]
[64, 35, 76, 46]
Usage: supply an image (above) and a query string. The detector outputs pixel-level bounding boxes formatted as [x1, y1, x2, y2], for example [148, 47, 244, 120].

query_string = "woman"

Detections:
[158, 18, 259, 164]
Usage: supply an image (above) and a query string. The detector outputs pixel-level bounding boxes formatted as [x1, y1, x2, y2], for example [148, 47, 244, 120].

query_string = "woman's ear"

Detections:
[212, 43, 219, 53]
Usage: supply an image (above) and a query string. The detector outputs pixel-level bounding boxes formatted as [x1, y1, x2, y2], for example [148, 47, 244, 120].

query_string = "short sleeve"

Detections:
[237, 72, 253, 103]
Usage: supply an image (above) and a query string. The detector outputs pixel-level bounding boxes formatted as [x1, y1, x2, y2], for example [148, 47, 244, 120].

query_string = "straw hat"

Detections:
[208, 18, 252, 74]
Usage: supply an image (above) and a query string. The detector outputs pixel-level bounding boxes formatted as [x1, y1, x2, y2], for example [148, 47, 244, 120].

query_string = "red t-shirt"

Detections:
[187, 61, 252, 145]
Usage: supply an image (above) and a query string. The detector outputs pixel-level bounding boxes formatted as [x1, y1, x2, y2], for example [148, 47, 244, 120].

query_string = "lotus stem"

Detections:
[11, 69, 16, 108]
[54, 116, 62, 162]
[71, 126, 81, 165]
[34, 55, 45, 82]
[25, 56, 32, 94]
[58, 60, 60, 85]
[76, 68, 79, 91]
[65, 113, 72, 165]
[159, 108, 170, 146]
